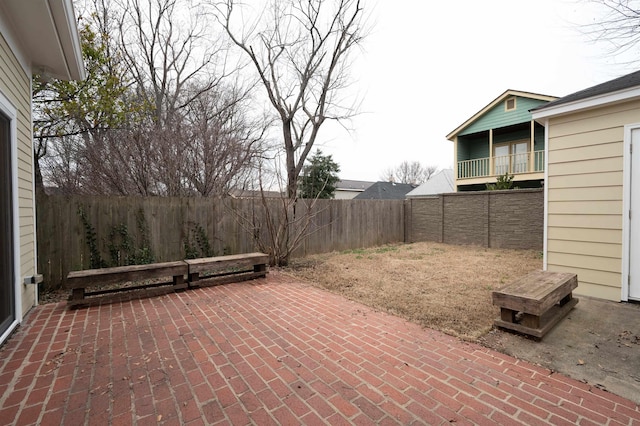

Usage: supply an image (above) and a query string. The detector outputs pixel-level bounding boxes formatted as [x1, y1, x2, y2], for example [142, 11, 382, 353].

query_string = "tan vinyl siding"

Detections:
[547, 239, 621, 258]
[546, 98, 640, 301]
[548, 187, 622, 202]
[546, 172, 622, 189]
[0, 32, 36, 314]
[547, 200, 622, 215]
[549, 127, 621, 150]
[547, 156, 622, 176]
[547, 227, 622, 244]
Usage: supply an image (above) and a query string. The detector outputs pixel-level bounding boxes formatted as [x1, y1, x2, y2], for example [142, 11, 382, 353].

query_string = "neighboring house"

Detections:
[532, 69, 640, 302]
[405, 169, 455, 198]
[447, 90, 558, 191]
[354, 182, 415, 200]
[334, 179, 375, 199]
[0, 1, 85, 345]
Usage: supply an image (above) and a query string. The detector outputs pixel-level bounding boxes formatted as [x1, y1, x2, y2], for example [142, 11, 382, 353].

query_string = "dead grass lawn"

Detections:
[285, 242, 542, 340]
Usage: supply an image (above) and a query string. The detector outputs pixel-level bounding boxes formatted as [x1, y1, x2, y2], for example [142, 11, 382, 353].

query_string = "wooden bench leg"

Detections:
[500, 308, 517, 324]
[520, 313, 541, 329]
[559, 293, 572, 306]
[188, 272, 200, 288]
[173, 275, 187, 291]
[71, 288, 85, 302]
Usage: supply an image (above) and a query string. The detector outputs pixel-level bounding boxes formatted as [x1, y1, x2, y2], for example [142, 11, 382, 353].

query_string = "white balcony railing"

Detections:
[457, 150, 544, 179]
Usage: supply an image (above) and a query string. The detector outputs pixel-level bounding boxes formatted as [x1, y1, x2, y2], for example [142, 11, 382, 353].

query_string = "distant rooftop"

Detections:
[354, 181, 416, 200]
[406, 169, 455, 198]
[336, 180, 375, 192]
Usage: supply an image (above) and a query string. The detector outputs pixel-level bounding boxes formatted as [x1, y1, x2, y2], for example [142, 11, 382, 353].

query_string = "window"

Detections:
[505, 97, 516, 111]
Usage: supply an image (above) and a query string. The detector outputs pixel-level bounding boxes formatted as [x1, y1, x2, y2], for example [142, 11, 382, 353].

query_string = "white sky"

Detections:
[310, 0, 635, 182]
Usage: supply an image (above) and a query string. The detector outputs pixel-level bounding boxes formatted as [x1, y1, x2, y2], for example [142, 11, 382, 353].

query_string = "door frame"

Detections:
[622, 123, 640, 302]
[0, 89, 20, 345]
[492, 139, 530, 175]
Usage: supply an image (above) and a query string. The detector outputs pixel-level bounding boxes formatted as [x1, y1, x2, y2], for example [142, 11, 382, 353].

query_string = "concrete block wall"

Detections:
[408, 189, 543, 250]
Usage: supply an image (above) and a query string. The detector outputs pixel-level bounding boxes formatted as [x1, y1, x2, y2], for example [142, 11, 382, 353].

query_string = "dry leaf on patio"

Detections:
[577, 359, 585, 365]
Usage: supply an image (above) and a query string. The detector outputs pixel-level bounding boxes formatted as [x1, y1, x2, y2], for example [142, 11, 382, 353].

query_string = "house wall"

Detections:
[458, 124, 545, 163]
[0, 32, 36, 315]
[534, 124, 545, 152]
[333, 190, 361, 200]
[493, 127, 528, 144]
[546, 99, 640, 301]
[457, 133, 488, 162]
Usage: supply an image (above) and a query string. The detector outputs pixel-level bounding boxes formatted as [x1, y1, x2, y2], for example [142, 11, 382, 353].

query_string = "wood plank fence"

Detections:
[36, 195, 406, 289]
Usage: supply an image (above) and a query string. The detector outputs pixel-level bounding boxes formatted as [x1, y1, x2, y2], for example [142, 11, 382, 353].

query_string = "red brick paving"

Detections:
[1, 271, 639, 425]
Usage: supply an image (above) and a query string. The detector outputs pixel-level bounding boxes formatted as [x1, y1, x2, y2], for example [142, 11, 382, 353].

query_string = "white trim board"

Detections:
[621, 123, 640, 302]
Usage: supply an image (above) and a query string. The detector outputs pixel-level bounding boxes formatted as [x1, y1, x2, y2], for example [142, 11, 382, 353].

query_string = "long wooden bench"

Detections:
[185, 252, 268, 287]
[492, 270, 578, 338]
[65, 261, 189, 306]
[64, 253, 269, 307]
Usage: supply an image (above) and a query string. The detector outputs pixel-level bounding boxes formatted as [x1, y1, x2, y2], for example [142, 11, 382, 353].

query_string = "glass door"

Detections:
[0, 112, 14, 338]
[494, 145, 510, 175]
[513, 142, 529, 173]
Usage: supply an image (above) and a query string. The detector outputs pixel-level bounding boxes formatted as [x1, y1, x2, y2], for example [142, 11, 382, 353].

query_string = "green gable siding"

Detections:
[459, 97, 550, 136]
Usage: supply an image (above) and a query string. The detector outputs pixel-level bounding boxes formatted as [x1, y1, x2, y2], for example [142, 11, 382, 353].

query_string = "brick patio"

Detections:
[1, 271, 639, 425]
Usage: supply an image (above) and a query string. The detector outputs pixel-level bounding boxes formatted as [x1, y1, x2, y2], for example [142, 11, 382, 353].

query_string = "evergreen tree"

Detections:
[299, 150, 340, 199]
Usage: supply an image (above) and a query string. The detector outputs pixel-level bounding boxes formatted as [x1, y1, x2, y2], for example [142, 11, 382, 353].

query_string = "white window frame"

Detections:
[505, 97, 517, 111]
[0, 89, 20, 345]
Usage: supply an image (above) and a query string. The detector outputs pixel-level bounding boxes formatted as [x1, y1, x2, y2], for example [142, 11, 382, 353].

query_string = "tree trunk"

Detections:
[34, 154, 46, 196]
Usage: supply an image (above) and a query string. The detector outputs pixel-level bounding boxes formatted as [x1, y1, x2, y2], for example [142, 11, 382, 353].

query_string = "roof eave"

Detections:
[532, 86, 640, 122]
[2, 0, 85, 81]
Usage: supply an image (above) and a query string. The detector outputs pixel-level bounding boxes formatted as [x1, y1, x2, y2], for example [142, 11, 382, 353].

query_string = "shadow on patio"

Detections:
[1, 271, 639, 425]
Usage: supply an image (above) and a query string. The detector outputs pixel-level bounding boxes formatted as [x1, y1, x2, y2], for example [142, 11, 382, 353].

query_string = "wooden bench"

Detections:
[185, 252, 268, 287]
[492, 270, 578, 338]
[65, 261, 188, 307]
[64, 253, 269, 307]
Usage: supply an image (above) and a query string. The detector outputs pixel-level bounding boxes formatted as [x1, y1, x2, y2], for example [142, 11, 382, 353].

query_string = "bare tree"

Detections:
[380, 161, 437, 185]
[36, 0, 264, 196]
[215, 0, 368, 198]
[115, 0, 226, 124]
[582, 1, 640, 58]
[228, 161, 325, 266]
[182, 83, 267, 196]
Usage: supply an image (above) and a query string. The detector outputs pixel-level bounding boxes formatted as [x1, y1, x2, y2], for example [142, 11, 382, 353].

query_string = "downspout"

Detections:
[30, 75, 38, 307]
[530, 120, 535, 172]
[543, 119, 549, 271]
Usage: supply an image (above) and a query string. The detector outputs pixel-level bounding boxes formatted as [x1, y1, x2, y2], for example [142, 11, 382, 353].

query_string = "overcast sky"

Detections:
[310, 0, 634, 182]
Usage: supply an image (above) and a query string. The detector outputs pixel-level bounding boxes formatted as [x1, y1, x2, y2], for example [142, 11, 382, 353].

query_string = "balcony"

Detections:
[457, 150, 544, 179]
